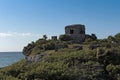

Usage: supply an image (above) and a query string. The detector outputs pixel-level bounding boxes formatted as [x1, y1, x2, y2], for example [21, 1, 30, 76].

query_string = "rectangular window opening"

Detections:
[70, 30, 74, 34]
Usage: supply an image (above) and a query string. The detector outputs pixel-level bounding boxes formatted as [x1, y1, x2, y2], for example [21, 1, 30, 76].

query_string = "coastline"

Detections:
[0, 52, 24, 68]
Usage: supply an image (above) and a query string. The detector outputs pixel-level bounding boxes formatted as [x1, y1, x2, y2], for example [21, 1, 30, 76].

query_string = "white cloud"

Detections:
[12, 32, 32, 36]
[20, 33, 32, 36]
[0, 33, 13, 37]
[0, 32, 36, 38]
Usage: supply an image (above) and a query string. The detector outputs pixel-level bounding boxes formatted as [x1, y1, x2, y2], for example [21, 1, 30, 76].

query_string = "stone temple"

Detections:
[65, 24, 86, 43]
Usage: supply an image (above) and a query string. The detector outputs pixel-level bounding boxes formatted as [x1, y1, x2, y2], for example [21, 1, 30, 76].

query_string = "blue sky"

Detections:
[0, 0, 120, 52]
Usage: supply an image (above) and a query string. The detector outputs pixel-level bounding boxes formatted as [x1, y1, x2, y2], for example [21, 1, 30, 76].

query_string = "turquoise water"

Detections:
[0, 52, 24, 68]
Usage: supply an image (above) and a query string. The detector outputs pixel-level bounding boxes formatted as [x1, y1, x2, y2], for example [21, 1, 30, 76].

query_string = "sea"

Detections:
[0, 52, 24, 68]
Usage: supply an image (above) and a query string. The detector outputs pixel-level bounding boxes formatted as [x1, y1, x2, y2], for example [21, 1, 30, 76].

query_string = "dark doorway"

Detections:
[70, 30, 74, 34]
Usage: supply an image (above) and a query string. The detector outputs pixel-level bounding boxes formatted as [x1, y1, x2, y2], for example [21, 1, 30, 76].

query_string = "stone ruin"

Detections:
[65, 24, 86, 43]
[51, 36, 57, 40]
[51, 24, 96, 43]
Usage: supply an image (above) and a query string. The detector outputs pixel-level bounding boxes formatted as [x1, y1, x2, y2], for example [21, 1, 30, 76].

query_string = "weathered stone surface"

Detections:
[25, 52, 47, 63]
[51, 36, 57, 40]
[65, 24, 86, 43]
[65, 24, 85, 34]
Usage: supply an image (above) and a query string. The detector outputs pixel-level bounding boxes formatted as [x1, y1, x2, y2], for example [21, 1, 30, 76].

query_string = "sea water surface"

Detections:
[0, 52, 24, 68]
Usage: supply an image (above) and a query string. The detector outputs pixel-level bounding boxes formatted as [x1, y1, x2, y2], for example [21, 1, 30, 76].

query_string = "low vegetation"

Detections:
[0, 33, 120, 80]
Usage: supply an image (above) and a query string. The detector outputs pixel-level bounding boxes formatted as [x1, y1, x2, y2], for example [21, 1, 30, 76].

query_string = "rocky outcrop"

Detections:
[25, 52, 47, 63]
[22, 42, 35, 56]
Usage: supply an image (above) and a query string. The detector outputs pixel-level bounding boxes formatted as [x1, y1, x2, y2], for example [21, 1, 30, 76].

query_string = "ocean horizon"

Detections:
[0, 52, 24, 68]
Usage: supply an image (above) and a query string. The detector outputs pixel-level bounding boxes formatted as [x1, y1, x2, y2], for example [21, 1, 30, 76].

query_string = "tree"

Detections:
[107, 36, 115, 43]
[115, 33, 120, 44]
[91, 34, 97, 40]
[43, 35, 47, 40]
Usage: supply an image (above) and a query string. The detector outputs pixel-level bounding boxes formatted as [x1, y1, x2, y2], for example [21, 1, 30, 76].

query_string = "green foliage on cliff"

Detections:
[0, 33, 120, 80]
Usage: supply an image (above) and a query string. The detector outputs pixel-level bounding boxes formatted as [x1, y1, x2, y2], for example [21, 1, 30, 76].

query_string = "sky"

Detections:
[0, 0, 120, 52]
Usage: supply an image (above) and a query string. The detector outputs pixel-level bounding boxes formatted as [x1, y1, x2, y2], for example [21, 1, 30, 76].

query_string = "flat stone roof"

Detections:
[65, 24, 85, 29]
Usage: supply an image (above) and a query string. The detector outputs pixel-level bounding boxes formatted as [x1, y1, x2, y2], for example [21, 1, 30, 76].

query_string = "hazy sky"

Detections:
[0, 0, 120, 52]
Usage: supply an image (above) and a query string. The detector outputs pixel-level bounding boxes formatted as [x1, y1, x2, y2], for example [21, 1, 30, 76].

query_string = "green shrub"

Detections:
[106, 64, 120, 80]
[59, 35, 72, 41]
